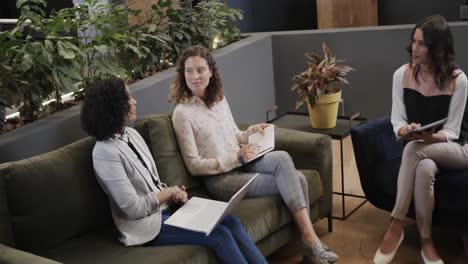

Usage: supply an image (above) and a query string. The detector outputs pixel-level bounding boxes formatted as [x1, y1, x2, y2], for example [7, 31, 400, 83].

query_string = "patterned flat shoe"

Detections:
[302, 240, 339, 263]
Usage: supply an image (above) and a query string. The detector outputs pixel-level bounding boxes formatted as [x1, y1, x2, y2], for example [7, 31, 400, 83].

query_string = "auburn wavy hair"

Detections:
[168, 45, 224, 108]
[407, 15, 459, 89]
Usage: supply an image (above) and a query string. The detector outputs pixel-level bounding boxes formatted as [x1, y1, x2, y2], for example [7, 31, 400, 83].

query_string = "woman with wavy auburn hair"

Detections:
[170, 45, 339, 263]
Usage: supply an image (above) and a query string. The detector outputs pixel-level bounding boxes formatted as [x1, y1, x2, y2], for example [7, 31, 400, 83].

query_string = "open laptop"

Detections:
[164, 173, 259, 235]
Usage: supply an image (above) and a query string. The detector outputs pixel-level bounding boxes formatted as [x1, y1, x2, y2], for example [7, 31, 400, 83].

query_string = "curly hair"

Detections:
[81, 77, 130, 141]
[407, 15, 459, 89]
[168, 45, 224, 108]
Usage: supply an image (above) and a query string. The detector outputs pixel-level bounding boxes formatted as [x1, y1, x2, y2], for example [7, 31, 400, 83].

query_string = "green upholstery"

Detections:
[275, 128, 333, 218]
[41, 228, 217, 264]
[0, 113, 333, 264]
[0, 138, 111, 253]
[0, 244, 61, 264]
[135, 114, 202, 190]
[0, 176, 14, 247]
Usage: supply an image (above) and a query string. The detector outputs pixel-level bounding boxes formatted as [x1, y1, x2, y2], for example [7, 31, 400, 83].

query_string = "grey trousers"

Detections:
[391, 140, 468, 238]
[204, 151, 309, 214]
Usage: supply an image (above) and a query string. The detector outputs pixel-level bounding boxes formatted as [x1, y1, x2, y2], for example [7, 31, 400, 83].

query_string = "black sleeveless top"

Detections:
[404, 88, 468, 144]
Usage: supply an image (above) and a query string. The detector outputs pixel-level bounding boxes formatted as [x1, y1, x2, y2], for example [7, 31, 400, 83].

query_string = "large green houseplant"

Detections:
[0, 0, 242, 133]
[291, 43, 353, 129]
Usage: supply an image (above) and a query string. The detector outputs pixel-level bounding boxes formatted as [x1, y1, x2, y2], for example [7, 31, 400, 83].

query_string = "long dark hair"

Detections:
[81, 77, 129, 141]
[168, 45, 224, 108]
[407, 15, 459, 89]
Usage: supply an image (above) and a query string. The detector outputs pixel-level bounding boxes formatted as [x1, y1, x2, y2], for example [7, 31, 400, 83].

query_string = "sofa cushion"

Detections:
[0, 137, 111, 253]
[233, 197, 291, 243]
[141, 113, 202, 190]
[0, 244, 61, 264]
[435, 170, 468, 212]
[40, 228, 217, 264]
[0, 175, 14, 247]
[373, 159, 400, 198]
[232, 169, 322, 243]
[300, 169, 323, 205]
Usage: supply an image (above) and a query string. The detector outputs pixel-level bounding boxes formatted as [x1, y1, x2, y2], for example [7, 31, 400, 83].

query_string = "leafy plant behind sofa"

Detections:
[0, 0, 83, 122]
[0, 0, 243, 133]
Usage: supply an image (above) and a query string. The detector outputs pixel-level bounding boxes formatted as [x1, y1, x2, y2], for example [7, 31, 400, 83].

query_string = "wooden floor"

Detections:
[267, 137, 468, 264]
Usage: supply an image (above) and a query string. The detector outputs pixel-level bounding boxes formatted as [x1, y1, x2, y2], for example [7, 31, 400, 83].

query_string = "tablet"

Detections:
[397, 118, 448, 142]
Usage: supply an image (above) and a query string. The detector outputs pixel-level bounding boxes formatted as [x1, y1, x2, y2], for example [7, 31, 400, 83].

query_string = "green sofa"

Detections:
[0, 113, 333, 264]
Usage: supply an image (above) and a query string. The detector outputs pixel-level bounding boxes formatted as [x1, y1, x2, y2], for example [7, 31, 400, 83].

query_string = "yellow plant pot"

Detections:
[306, 90, 342, 129]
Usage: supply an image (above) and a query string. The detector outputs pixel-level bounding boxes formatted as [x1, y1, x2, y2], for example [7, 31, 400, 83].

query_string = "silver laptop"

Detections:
[164, 173, 258, 235]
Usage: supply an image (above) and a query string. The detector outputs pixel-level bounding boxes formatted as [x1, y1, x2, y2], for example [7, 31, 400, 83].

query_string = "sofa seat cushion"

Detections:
[41, 228, 217, 264]
[374, 159, 400, 198]
[435, 170, 468, 212]
[299, 169, 323, 204]
[0, 137, 111, 253]
[137, 113, 203, 190]
[232, 169, 322, 243]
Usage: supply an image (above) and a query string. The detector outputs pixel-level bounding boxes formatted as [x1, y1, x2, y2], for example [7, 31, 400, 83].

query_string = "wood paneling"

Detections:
[317, 0, 378, 29]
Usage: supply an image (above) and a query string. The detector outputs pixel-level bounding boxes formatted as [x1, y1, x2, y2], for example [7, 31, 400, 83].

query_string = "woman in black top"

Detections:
[373, 15, 468, 264]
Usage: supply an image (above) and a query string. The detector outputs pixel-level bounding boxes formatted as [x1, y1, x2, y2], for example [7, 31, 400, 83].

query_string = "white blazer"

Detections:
[92, 127, 163, 246]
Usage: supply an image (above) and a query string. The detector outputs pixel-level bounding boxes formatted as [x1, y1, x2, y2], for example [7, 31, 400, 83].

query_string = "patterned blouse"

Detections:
[172, 96, 260, 175]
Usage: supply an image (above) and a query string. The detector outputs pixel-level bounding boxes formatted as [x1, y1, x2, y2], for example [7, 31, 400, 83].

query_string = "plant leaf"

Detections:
[57, 41, 75, 59]
[21, 53, 34, 71]
[295, 95, 306, 109]
[94, 45, 108, 54]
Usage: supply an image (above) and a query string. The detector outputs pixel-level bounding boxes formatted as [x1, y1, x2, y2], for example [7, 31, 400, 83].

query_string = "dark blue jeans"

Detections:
[149, 212, 267, 264]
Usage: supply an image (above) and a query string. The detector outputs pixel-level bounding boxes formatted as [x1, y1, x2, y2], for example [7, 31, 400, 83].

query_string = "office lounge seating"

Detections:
[351, 116, 468, 232]
[0, 112, 333, 264]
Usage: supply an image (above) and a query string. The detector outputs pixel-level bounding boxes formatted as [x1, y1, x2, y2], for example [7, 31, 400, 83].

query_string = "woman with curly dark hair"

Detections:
[374, 15, 468, 264]
[81, 77, 267, 264]
[170, 45, 339, 263]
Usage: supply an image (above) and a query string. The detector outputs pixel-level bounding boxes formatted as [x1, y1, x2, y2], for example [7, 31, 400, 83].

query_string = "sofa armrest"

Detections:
[350, 116, 404, 200]
[275, 127, 333, 216]
[0, 244, 62, 264]
[351, 116, 403, 167]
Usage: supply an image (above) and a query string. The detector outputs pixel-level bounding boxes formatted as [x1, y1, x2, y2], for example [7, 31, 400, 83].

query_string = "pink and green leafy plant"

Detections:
[291, 43, 354, 109]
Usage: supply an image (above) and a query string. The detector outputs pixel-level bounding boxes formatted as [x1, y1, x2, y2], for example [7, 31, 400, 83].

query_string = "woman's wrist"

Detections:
[238, 155, 246, 165]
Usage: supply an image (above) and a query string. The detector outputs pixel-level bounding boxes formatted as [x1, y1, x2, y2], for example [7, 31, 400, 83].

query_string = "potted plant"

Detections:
[291, 43, 353, 129]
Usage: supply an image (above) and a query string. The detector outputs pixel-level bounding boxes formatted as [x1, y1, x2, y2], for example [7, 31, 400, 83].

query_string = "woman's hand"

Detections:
[237, 144, 257, 162]
[156, 185, 188, 204]
[170, 185, 188, 204]
[410, 127, 444, 144]
[400, 124, 441, 143]
[252, 123, 271, 134]
[398, 123, 420, 138]
[398, 123, 422, 141]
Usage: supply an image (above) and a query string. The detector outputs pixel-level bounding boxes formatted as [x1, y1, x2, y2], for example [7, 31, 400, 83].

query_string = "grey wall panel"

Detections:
[215, 35, 275, 123]
[272, 23, 468, 120]
[452, 24, 468, 71]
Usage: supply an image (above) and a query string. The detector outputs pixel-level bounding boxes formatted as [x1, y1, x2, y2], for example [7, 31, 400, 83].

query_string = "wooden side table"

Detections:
[269, 112, 368, 220]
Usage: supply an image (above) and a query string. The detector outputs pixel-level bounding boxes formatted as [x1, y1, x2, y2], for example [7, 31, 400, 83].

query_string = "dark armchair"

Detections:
[350, 116, 468, 233]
